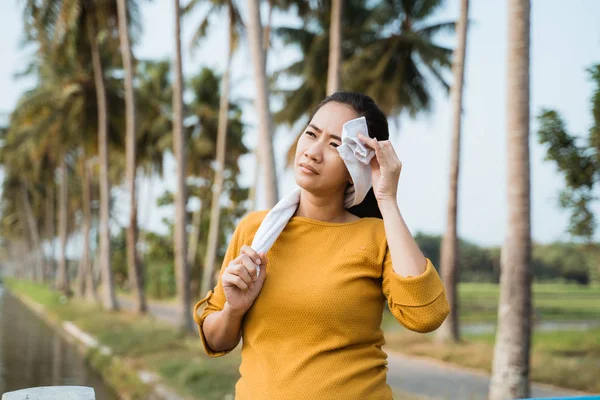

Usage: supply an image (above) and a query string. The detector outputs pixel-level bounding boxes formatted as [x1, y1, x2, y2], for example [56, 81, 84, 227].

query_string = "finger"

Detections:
[231, 262, 255, 286]
[222, 273, 249, 290]
[240, 245, 262, 266]
[240, 254, 260, 281]
[374, 141, 391, 168]
[379, 141, 402, 170]
[357, 133, 379, 150]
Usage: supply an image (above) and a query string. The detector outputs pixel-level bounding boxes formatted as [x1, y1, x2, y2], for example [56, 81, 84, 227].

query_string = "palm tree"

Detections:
[249, 0, 312, 210]
[489, 0, 532, 398]
[246, 0, 279, 207]
[56, 157, 70, 292]
[188, 67, 250, 295]
[74, 157, 98, 301]
[437, 0, 469, 343]
[88, 4, 119, 311]
[117, 0, 147, 314]
[2, 61, 73, 292]
[275, 0, 454, 167]
[173, 0, 193, 330]
[183, 0, 246, 297]
[25, 0, 130, 310]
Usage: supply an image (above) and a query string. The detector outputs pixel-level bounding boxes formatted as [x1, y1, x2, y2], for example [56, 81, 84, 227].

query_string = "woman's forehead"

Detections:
[310, 103, 359, 133]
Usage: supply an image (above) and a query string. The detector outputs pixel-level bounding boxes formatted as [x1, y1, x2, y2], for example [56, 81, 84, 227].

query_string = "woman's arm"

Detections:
[379, 199, 427, 277]
[202, 302, 245, 352]
[378, 200, 449, 333]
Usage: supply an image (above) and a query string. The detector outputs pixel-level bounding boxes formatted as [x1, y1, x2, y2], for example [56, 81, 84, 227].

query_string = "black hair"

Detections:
[309, 91, 390, 219]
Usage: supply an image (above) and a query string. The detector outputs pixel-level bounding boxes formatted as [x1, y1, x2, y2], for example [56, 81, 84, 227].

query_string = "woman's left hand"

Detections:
[357, 133, 402, 203]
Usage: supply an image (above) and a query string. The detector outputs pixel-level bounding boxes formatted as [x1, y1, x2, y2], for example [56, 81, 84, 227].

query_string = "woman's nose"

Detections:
[304, 142, 323, 162]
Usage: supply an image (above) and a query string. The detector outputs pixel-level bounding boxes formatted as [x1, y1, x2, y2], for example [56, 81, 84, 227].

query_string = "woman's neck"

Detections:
[293, 189, 353, 223]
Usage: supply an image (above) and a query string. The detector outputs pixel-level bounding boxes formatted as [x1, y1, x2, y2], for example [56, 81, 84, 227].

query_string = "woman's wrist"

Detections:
[377, 198, 400, 216]
[223, 301, 247, 320]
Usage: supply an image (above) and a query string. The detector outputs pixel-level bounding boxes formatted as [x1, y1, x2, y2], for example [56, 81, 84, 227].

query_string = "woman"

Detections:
[193, 92, 450, 399]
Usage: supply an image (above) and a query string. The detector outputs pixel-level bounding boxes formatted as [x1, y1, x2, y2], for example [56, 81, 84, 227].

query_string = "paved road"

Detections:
[118, 296, 591, 399]
[385, 352, 586, 399]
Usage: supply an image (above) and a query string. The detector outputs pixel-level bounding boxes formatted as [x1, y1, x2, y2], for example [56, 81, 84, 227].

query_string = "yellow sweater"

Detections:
[193, 210, 450, 400]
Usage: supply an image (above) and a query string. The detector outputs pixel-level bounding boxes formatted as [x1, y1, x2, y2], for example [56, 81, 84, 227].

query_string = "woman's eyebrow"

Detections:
[308, 124, 342, 141]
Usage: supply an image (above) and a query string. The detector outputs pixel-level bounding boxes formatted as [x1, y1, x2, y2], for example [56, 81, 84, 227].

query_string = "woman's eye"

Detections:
[305, 131, 316, 138]
[330, 143, 339, 148]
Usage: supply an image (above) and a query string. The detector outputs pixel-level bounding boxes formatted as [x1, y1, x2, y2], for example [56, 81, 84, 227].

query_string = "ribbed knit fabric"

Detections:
[193, 210, 450, 400]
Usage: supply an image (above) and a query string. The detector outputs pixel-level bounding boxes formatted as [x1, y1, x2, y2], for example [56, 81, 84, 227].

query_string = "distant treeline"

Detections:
[415, 233, 599, 285]
[106, 228, 600, 300]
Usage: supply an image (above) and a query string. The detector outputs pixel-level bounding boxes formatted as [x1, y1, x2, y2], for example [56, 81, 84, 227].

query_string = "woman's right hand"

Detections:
[222, 245, 268, 316]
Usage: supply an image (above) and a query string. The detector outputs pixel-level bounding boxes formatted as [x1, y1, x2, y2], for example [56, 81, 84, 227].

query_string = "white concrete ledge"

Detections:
[2, 386, 95, 400]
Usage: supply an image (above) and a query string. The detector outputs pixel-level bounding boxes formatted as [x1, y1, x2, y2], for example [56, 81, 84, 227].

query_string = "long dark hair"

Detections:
[308, 92, 390, 219]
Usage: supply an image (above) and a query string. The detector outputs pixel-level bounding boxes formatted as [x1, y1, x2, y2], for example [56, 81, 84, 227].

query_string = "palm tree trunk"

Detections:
[437, 0, 469, 343]
[327, 0, 342, 95]
[76, 159, 94, 300]
[83, 161, 98, 301]
[173, 0, 192, 331]
[246, 0, 279, 207]
[88, 13, 118, 311]
[187, 200, 203, 270]
[22, 183, 43, 282]
[489, 0, 532, 398]
[263, 0, 274, 64]
[75, 160, 87, 298]
[56, 157, 69, 293]
[118, 0, 147, 314]
[248, 154, 260, 210]
[44, 183, 55, 283]
[201, 7, 234, 297]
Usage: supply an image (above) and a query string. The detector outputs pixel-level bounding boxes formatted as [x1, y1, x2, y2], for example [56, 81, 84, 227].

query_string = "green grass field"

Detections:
[382, 283, 600, 331]
[458, 283, 600, 323]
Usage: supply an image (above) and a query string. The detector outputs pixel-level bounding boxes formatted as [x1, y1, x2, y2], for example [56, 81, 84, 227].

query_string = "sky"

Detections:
[1, 0, 600, 248]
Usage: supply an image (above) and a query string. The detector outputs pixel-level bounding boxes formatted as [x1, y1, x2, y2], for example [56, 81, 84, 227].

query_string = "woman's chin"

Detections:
[294, 173, 320, 190]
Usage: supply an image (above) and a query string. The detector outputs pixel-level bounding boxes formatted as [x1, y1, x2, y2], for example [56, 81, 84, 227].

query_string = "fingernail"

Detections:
[255, 258, 261, 264]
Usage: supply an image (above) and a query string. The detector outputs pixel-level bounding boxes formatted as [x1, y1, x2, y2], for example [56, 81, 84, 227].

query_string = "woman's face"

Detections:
[294, 102, 358, 196]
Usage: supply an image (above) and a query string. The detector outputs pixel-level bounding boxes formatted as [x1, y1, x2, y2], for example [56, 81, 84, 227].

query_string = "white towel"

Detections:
[250, 117, 375, 277]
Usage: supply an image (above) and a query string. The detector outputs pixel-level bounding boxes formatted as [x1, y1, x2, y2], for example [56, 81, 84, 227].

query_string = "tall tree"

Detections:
[173, 0, 192, 330]
[437, 0, 469, 343]
[246, 0, 279, 207]
[249, 0, 312, 210]
[536, 64, 600, 241]
[117, 0, 147, 314]
[184, 0, 245, 296]
[489, 0, 532, 398]
[185, 67, 250, 296]
[276, 0, 454, 167]
[25, 0, 129, 309]
[56, 158, 70, 292]
[88, 7, 119, 311]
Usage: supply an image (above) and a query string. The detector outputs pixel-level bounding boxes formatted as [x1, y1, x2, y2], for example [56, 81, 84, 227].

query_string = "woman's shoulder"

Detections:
[237, 209, 270, 234]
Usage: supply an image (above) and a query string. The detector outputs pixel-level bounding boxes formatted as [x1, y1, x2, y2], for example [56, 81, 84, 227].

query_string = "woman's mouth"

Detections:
[299, 163, 319, 175]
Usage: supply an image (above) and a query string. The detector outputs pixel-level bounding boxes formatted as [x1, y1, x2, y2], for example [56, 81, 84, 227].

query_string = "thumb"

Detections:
[258, 252, 268, 266]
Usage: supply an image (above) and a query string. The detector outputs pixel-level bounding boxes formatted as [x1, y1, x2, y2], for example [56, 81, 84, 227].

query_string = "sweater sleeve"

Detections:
[381, 250, 450, 333]
[192, 216, 247, 357]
